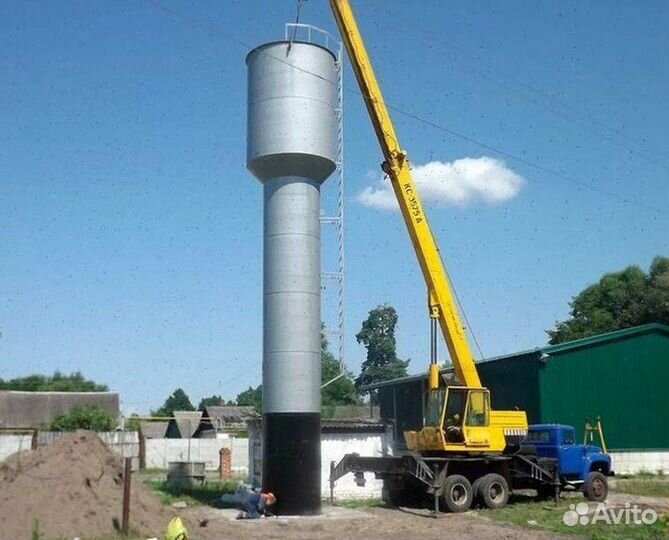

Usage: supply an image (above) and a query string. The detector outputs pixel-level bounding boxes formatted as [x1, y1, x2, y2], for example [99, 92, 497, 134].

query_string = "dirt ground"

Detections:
[2, 433, 666, 540]
[606, 491, 669, 514]
[0, 431, 175, 539]
[175, 488, 669, 540]
[179, 505, 573, 540]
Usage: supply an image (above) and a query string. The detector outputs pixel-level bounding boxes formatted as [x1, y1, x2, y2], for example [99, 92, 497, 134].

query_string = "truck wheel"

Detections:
[441, 474, 473, 513]
[479, 473, 509, 509]
[471, 476, 485, 507]
[583, 471, 608, 502]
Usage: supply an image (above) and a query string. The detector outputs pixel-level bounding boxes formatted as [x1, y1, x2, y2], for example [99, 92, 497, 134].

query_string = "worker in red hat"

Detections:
[237, 490, 277, 519]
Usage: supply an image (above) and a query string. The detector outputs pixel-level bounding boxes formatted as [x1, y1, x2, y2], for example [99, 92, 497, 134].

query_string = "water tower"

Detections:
[246, 35, 337, 515]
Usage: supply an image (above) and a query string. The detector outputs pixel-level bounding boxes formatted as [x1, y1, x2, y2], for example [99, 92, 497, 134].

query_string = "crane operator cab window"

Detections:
[424, 388, 446, 427]
[443, 388, 467, 443]
[466, 390, 489, 427]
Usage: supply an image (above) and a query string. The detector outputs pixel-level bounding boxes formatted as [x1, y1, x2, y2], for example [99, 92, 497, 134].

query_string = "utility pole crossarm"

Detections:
[329, 0, 481, 388]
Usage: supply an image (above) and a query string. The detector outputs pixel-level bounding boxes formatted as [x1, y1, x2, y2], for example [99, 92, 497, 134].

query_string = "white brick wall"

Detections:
[247, 424, 394, 500]
[322, 432, 391, 499]
[145, 436, 249, 473]
[0, 434, 33, 462]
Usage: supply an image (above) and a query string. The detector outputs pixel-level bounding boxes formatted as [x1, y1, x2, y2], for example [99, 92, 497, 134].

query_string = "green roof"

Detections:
[541, 323, 669, 355]
[361, 323, 669, 391]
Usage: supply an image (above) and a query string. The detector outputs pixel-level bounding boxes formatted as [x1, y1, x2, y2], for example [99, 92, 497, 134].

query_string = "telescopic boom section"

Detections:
[329, 0, 481, 388]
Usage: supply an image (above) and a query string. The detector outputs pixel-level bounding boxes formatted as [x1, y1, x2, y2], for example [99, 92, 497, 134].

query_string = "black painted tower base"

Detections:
[262, 412, 321, 515]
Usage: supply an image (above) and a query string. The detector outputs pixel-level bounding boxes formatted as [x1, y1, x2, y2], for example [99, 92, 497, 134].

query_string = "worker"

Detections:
[445, 413, 464, 443]
[237, 490, 277, 519]
[164, 517, 189, 540]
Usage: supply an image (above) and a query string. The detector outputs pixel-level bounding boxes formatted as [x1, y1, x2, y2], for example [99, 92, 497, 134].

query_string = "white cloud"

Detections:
[356, 156, 525, 210]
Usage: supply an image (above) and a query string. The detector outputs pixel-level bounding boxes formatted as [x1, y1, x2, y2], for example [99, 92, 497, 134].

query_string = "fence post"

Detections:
[138, 429, 146, 470]
[122, 457, 132, 535]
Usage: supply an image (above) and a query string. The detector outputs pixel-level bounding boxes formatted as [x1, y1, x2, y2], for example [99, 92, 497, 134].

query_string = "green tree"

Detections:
[50, 405, 116, 431]
[197, 394, 226, 411]
[0, 371, 108, 392]
[236, 386, 262, 412]
[321, 326, 359, 414]
[125, 413, 142, 431]
[548, 256, 669, 344]
[355, 304, 409, 389]
[153, 388, 195, 417]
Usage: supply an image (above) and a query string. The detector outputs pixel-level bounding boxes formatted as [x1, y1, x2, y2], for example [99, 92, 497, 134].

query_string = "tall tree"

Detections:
[355, 304, 409, 389]
[548, 256, 669, 344]
[197, 394, 226, 411]
[0, 371, 108, 392]
[321, 326, 359, 412]
[236, 385, 262, 412]
[50, 405, 116, 431]
[153, 388, 195, 417]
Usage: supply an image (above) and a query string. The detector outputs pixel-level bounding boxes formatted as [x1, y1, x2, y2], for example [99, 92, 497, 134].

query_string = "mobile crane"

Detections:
[327, 0, 611, 511]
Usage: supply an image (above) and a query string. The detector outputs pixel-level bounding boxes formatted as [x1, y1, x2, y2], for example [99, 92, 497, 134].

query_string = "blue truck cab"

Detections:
[525, 424, 612, 501]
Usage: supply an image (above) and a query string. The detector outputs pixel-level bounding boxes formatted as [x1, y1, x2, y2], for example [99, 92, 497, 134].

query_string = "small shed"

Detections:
[166, 411, 203, 439]
[200, 406, 259, 435]
[0, 391, 119, 429]
[139, 421, 168, 439]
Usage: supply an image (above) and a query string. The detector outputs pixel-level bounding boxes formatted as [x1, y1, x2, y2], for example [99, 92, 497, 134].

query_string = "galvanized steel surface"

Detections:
[247, 41, 337, 183]
[247, 41, 337, 414]
[263, 177, 322, 413]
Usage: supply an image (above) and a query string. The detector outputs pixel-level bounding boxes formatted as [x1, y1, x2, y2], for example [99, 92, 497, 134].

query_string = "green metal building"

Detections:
[368, 323, 669, 451]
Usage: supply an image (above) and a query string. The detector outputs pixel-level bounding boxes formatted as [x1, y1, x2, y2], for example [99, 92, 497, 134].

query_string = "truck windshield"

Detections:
[526, 430, 550, 443]
[424, 389, 445, 427]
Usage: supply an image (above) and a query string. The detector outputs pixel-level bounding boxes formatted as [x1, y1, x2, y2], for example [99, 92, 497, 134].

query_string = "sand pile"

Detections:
[0, 431, 173, 539]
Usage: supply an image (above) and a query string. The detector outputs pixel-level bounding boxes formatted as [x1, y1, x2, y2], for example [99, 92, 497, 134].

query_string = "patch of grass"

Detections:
[613, 478, 669, 498]
[137, 467, 167, 474]
[617, 471, 665, 480]
[480, 496, 668, 540]
[148, 479, 238, 508]
[31, 519, 43, 540]
[331, 498, 384, 509]
[636, 470, 660, 478]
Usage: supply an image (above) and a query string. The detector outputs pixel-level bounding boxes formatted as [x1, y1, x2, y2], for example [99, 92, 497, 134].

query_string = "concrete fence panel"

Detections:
[0, 435, 33, 462]
[610, 451, 669, 475]
[0, 432, 248, 475]
[321, 433, 388, 499]
[145, 437, 249, 473]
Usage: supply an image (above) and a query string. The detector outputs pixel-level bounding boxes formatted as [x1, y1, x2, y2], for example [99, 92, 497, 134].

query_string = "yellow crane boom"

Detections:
[330, 0, 527, 454]
[329, 0, 480, 388]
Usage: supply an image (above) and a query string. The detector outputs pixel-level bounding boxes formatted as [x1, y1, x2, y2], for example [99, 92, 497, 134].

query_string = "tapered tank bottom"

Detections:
[262, 412, 321, 515]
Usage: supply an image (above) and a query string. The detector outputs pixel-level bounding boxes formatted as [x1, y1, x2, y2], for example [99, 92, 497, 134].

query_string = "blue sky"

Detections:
[1, 1, 667, 414]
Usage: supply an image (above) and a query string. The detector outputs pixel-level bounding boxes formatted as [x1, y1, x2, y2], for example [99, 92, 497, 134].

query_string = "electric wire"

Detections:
[385, 101, 667, 215]
[370, 0, 669, 166]
[139, 0, 667, 216]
